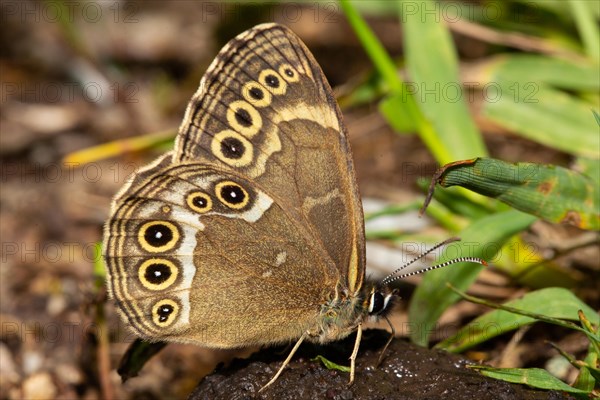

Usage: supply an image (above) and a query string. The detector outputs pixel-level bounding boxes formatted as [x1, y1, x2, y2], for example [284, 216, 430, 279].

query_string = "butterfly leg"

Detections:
[376, 315, 395, 367]
[258, 332, 308, 393]
[348, 323, 362, 385]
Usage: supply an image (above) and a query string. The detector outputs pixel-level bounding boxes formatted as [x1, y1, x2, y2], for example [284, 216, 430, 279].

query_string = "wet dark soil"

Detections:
[190, 330, 573, 400]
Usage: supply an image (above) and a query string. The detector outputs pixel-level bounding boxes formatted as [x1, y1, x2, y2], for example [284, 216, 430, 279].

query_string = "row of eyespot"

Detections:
[137, 180, 249, 252]
[134, 180, 251, 326]
[212, 64, 300, 168]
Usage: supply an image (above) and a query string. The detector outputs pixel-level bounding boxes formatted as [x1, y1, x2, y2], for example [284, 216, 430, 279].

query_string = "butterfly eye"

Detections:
[215, 181, 250, 209]
[186, 192, 212, 213]
[152, 298, 179, 327]
[138, 221, 180, 253]
[138, 258, 179, 291]
[278, 64, 299, 83]
[211, 130, 254, 167]
[226, 100, 262, 138]
[259, 69, 287, 95]
[242, 81, 272, 107]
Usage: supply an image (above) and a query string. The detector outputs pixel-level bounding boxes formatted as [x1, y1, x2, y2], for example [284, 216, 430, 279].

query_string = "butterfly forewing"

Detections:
[174, 23, 365, 294]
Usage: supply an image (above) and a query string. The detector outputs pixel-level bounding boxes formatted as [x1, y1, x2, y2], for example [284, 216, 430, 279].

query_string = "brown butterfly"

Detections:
[103, 23, 484, 392]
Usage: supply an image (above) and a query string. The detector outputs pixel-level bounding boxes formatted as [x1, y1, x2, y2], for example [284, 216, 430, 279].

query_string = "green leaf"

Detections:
[340, 0, 430, 136]
[470, 366, 590, 394]
[311, 355, 351, 372]
[401, 0, 488, 164]
[582, 366, 600, 387]
[342, 0, 488, 165]
[430, 158, 600, 230]
[469, 55, 600, 158]
[574, 347, 599, 390]
[481, 55, 600, 91]
[340, 0, 401, 93]
[408, 209, 537, 346]
[569, 0, 600, 61]
[482, 84, 600, 158]
[437, 288, 599, 352]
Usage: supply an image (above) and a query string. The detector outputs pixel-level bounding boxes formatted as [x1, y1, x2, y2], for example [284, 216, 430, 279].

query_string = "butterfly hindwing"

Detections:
[104, 155, 340, 346]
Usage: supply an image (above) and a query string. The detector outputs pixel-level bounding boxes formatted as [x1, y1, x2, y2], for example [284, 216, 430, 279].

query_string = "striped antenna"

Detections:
[383, 257, 487, 285]
[381, 238, 487, 285]
[381, 237, 460, 285]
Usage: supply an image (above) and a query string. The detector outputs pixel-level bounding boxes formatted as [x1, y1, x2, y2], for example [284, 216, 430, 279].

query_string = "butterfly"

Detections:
[103, 23, 483, 392]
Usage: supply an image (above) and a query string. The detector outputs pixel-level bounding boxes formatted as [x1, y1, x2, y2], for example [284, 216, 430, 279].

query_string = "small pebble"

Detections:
[22, 351, 44, 375]
[0, 343, 20, 384]
[56, 363, 83, 385]
[22, 372, 57, 400]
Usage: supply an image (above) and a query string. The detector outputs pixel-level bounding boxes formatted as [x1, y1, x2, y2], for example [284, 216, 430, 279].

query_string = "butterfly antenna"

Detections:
[381, 237, 460, 285]
[383, 256, 487, 286]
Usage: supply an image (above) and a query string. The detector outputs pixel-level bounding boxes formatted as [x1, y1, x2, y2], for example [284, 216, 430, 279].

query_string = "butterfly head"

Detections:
[365, 285, 396, 318]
